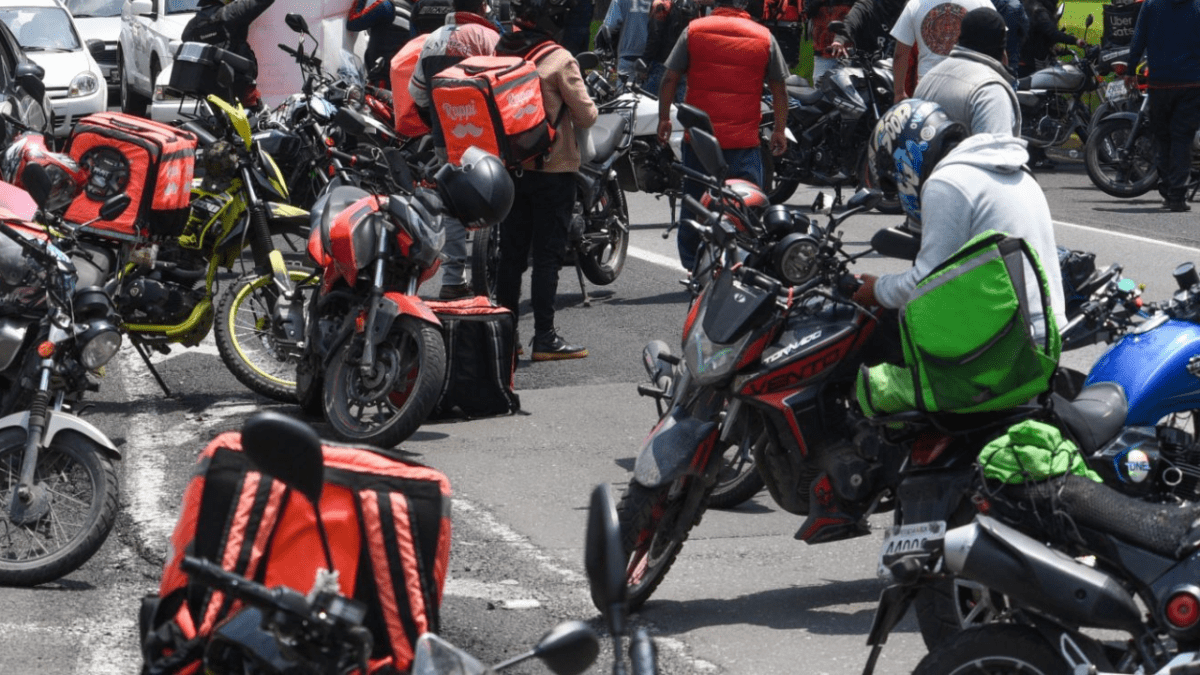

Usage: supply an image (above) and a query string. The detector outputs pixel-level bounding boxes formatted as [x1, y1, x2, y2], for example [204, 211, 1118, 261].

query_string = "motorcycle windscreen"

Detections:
[701, 270, 775, 344]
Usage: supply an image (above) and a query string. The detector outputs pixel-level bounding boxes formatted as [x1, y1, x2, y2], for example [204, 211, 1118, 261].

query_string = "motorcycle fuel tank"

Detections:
[1086, 319, 1200, 425]
[1028, 63, 1086, 92]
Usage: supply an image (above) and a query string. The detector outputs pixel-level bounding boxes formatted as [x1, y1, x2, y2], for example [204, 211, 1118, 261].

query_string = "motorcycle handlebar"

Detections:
[683, 195, 716, 227]
[181, 555, 280, 609]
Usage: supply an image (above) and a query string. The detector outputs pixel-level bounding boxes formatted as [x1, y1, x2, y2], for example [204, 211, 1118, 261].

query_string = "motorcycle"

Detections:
[0, 175, 126, 586]
[1017, 15, 1101, 153]
[413, 484, 658, 675]
[469, 51, 636, 303]
[1085, 84, 1200, 200]
[765, 21, 898, 212]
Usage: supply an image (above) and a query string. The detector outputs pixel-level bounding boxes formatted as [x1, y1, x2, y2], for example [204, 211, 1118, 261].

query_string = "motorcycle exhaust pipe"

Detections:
[943, 516, 1143, 633]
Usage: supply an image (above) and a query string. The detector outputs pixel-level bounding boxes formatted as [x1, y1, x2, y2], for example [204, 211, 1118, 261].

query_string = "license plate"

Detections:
[877, 520, 945, 578]
[1105, 80, 1129, 101]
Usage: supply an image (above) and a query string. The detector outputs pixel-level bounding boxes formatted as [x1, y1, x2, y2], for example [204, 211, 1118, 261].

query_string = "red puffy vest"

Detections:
[685, 9, 771, 149]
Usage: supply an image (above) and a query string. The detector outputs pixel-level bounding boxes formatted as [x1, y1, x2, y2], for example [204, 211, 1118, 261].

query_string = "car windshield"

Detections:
[64, 0, 122, 18]
[166, 0, 201, 14]
[0, 7, 81, 52]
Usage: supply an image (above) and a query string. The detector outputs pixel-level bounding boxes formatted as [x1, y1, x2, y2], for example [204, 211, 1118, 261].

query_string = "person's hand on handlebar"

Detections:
[851, 273, 879, 308]
[829, 38, 850, 59]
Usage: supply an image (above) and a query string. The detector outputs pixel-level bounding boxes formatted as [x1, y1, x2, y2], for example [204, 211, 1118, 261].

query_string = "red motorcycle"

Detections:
[295, 147, 513, 448]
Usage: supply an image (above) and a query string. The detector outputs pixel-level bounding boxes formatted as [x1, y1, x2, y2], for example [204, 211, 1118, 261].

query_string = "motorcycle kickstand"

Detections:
[575, 263, 591, 307]
[132, 340, 174, 398]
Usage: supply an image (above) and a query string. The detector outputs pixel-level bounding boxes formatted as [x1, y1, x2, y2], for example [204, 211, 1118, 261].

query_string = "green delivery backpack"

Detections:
[857, 230, 1061, 416]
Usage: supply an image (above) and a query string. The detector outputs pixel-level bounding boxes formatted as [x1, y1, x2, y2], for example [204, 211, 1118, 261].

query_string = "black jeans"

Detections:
[496, 170, 575, 335]
[1148, 86, 1200, 201]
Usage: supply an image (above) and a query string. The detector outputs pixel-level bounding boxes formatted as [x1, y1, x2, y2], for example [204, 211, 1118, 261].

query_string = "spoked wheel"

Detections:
[578, 179, 630, 286]
[1085, 116, 1159, 198]
[706, 425, 766, 509]
[618, 478, 711, 612]
[0, 430, 119, 586]
[913, 625, 1070, 675]
[858, 148, 904, 214]
[322, 315, 446, 448]
[215, 269, 316, 403]
[470, 224, 500, 300]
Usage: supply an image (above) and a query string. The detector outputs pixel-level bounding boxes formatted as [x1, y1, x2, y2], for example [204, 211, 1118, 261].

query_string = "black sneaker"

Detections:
[531, 329, 588, 361]
[438, 283, 471, 300]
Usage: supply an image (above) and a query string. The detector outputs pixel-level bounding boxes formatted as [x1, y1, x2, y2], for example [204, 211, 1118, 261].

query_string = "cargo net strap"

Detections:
[984, 473, 1200, 560]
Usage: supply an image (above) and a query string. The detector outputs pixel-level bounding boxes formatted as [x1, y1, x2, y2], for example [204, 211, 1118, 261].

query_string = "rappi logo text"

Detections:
[441, 100, 478, 121]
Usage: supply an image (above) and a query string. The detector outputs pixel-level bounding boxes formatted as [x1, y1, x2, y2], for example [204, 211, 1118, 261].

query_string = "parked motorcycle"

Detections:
[469, 51, 635, 302]
[1017, 15, 1101, 153]
[0, 176, 125, 586]
[1086, 86, 1200, 200]
[766, 22, 898, 212]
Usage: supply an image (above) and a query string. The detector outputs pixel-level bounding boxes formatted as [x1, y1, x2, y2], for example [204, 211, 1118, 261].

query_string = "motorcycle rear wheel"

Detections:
[913, 625, 1069, 675]
[470, 224, 500, 300]
[1085, 116, 1158, 198]
[618, 478, 711, 612]
[914, 504, 997, 649]
[215, 269, 316, 403]
[0, 430, 119, 586]
[322, 316, 446, 448]
[578, 179, 629, 286]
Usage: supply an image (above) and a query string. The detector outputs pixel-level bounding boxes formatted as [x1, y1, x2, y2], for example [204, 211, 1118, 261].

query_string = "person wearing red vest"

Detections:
[655, 0, 789, 270]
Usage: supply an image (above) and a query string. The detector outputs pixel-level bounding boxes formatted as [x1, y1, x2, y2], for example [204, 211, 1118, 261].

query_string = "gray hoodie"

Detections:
[875, 133, 1067, 338]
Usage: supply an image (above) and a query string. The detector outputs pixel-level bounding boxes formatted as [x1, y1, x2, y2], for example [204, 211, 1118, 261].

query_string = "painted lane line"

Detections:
[1054, 219, 1200, 253]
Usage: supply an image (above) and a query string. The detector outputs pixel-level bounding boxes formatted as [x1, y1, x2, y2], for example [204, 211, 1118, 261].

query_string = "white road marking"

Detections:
[1054, 219, 1200, 253]
[629, 246, 686, 271]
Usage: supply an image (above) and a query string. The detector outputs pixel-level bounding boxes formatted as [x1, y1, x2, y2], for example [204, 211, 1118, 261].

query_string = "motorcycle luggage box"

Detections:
[63, 112, 196, 238]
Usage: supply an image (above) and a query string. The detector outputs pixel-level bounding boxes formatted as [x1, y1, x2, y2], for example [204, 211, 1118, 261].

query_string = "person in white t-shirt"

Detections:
[889, 0, 991, 100]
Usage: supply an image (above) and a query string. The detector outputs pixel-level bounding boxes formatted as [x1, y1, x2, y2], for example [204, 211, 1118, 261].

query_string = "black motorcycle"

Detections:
[761, 22, 899, 212]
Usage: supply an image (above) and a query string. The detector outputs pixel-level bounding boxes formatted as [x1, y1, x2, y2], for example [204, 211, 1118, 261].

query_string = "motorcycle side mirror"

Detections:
[532, 621, 600, 675]
[15, 61, 45, 103]
[241, 412, 336, 572]
[870, 224, 922, 261]
[675, 103, 715, 136]
[575, 51, 599, 71]
[585, 484, 627, 635]
[1085, 13, 1094, 31]
[21, 163, 51, 210]
[828, 20, 848, 38]
[847, 188, 883, 212]
[99, 194, 132, 222]
[688, 128, 728, 181]
[285, 13, 312, 36]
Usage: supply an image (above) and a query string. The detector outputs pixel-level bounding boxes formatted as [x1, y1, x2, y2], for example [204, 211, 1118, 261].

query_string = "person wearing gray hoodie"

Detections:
[855, 100, 1067, 339]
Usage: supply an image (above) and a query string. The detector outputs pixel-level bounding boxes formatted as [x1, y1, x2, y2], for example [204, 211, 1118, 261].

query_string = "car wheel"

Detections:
[119, 48, 148, 117]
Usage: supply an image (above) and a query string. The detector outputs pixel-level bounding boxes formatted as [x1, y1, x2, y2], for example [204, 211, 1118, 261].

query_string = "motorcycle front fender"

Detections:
[379, 291, 441, 329]
[1096, 111, 1140, 126]
[0, 410, 121, 461]
[633, 406, 719, 489]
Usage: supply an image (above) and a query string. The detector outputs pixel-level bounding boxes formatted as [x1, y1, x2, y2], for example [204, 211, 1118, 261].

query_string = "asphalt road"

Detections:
[3, 151, 1198, 675]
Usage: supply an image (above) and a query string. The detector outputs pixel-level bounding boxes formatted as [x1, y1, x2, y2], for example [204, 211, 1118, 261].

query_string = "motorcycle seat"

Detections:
[586, 114, 628, 164]
[1053, 382, 1128, 455]
[786, 74, 810, 89]
[787, 84, 824, 106]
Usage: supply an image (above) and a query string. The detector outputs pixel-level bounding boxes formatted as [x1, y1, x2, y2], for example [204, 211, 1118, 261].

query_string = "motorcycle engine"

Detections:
[113, 251, 206, 327]
[624, 140, 676, 194]
[1093, 425, 1200, 502]
[1023, 96, 1073, 146]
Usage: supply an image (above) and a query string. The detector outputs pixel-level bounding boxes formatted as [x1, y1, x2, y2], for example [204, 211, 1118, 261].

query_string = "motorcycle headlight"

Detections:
[773, 233, 821, 285]
[69, 71, 100, 98]
[79, 321, 122, 370]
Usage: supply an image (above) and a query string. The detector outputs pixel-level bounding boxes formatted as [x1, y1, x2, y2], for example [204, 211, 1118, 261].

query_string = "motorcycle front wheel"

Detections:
[618, 478, 711, 612]
[706, 425, 766, 510]
[0, 429, 119, 586]
[215, 269, 317, 403]
[761, 140, 801, 205]
[322, 315, 447, 448]
[578, 179, 629, 286]
[913, 625, 1071, 675]
[1085, 116, 1158, 198]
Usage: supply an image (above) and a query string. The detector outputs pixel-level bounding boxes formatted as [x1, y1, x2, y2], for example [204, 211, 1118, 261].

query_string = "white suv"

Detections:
[117, 0, 198, 116]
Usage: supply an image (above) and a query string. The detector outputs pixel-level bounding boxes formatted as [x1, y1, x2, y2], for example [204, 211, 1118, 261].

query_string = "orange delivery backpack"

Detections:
[139, 431, 452, 674]
[391, 34, 433, 138]
[430, 41, 564, 167]
[63, 112, 196, 239]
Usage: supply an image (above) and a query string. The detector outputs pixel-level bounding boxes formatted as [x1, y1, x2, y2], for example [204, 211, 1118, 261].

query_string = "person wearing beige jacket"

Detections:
[494, 0, 598, 361]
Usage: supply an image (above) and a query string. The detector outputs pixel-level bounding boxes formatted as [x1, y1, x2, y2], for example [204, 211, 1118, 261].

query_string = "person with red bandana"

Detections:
[655, 0, 790, 271]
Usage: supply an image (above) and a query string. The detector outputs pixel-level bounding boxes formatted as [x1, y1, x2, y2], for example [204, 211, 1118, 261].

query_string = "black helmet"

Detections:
[510, 0, 576, 33]
[435, 147, 514, 227]
[868, 99, 966, 223]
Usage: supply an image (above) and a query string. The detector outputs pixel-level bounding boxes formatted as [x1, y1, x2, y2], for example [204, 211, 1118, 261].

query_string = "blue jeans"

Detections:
[562, 0, 594, 55]
[643, 62, 686, 103]
[677, 143, 763, 270]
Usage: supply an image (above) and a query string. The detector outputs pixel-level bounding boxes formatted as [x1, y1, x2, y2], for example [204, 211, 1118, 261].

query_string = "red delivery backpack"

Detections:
[430, 41, 564, 167]
[139, 425, 451, 674]
[391, 34, 433, 138]
[64, 112, 196, 238]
